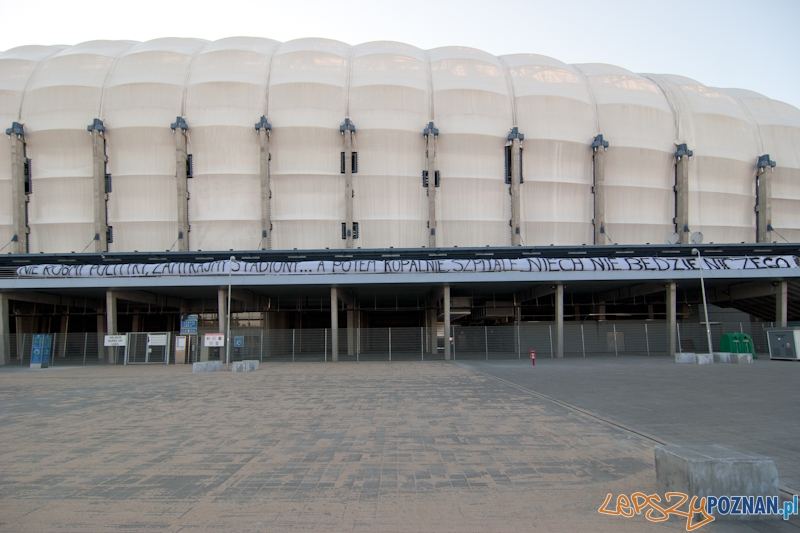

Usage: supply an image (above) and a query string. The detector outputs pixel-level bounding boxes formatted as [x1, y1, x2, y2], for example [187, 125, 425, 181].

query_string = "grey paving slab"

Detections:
[0, 361, 795, 532]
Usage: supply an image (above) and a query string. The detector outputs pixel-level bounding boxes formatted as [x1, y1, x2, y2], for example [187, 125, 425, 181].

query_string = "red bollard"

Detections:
[530, 349, 536, 366]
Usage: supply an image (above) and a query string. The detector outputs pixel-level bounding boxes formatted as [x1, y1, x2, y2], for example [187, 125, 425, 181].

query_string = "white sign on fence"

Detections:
[104, 334, 127, 347]
[204, 333, 225, 347]
[147, 334, 168, 346]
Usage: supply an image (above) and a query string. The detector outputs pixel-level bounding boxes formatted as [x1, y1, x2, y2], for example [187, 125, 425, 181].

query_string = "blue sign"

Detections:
[234, 336, 244, 348]
[180, 314, 199, 335]
[30, 334, 52, 367]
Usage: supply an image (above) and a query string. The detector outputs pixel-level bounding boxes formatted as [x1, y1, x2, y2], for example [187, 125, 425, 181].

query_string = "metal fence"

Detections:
[0, 321, 794, 366]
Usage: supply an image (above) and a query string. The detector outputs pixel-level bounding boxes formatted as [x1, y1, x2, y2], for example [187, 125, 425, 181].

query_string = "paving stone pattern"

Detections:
[0, 362, 795, 532]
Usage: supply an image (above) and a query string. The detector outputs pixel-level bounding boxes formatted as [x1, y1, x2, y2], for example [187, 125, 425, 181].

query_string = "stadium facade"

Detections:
[1, 37, 799, 363]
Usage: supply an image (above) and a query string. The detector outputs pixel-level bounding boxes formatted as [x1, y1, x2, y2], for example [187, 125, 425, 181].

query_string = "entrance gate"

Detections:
[125, 332, 172, 364]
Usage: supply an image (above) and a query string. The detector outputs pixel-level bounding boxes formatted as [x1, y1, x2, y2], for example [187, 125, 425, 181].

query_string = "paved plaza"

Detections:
[0, 359, 798, 532]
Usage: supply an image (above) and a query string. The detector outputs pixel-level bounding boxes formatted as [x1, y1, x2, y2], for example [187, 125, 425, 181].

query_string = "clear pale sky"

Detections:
[2, 0, 799, 110]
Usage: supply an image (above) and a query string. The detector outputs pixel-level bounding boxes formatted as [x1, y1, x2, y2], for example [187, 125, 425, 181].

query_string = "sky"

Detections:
[1, 0, 799, 109]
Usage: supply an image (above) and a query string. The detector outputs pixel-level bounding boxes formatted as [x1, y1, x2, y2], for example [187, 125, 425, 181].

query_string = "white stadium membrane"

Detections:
[2, 37, 799, 254]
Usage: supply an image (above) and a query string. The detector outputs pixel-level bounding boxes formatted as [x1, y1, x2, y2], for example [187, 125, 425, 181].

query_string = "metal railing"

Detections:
[0, 321, 793, 366]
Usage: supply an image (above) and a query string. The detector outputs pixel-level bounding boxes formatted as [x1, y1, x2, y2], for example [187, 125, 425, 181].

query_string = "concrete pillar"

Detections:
[347, 307, 356, 356]
[8, 123, 28, 254]
[443, 286, 451, 361]
[342, 119, 355, 249]
[257, 117, 271, 249]
[217, 288, 227, 334]
[89, 120, 109, 252]
[425, 123, 439, 248]
[510, 133, 522, 246]
[131, 314, 140, 333]
[330, 287, 339, 361]
[105, 291, 117, 364]
[555, 284, 564, 358]
[592, 135, 608, 245]
[756, 158, 775, 243]
[675, 146, 691, 244]
[666, 282, 677, 357]
[776, 280, 788, 327]
[0, 293, 9, 365]
[427, 305, 437, 355]
[598, 302, 606, 321]
[96, 310, 105, 361]
[172, 118, 189, 251]
[58, 314, 69, 359]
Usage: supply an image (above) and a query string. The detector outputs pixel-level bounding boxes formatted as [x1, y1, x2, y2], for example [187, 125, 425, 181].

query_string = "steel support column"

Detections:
[256, 116, 271, 249]
[342, 119, 355, 249]
[592, 135, 609, 244]
[675, 144, 692, 244]
[510, 136, 522, 246]
[171, 117, 189, 251]
[7, 123, 28, 254]
[424, 122, 439, 247]
[88, 119, 109, 252]
[756, 155, 776, 243]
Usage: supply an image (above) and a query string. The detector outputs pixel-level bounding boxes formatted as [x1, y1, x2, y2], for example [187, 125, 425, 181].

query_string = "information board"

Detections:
[204, 333, 225, 347]
[104, 335, 127, 347]
[30, 334, 52, 368]
[180, 315, 199, 335]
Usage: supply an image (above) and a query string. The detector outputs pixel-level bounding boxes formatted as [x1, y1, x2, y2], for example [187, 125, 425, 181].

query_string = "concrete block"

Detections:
[675, 352, 697, 364]
[675, 353, 714, 364]
[231, 360, 259, 372]
[231, 361, 250, 372]
[696, 354, 714, 365]
[713, 352, 753, 364]
[713, 352, 733, 363]
[193, 361, 223, 372]
[655, 445, 779, 520]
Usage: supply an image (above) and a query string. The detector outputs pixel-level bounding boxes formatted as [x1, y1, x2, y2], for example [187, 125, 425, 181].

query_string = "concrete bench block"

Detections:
[713, 352, 733, 363]
[193, 361, 223, 372]
[655, 445, 779, 520]
[675, 353, 714, 364]
[231, 361, 250, 372]
[231, 360, 259, 372]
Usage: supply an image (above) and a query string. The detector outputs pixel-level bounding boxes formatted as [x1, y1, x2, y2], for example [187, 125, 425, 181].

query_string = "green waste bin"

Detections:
[719, 333, 756, 356]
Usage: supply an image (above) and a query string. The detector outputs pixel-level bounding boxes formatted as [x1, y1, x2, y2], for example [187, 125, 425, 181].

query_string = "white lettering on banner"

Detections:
[14, 256, 800, 278]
